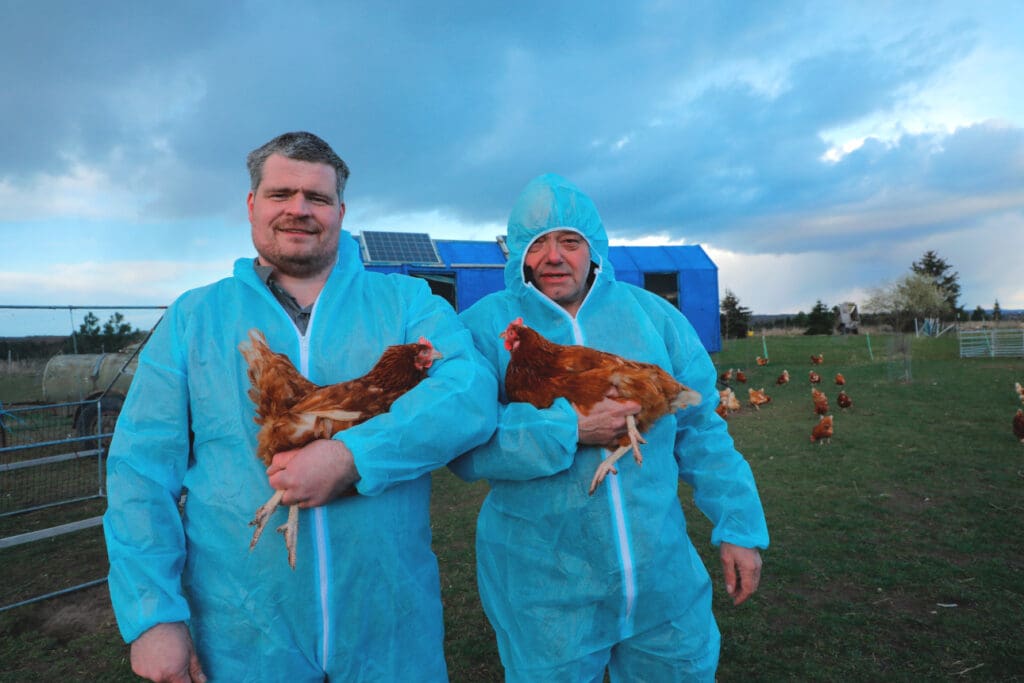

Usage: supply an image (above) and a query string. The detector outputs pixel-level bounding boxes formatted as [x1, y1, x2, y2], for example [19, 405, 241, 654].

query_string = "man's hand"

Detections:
[575, 394, 641, 449]
[130, 621, 207, 683]
[719, 542, 763, 606]
[267, 438, 361, 507]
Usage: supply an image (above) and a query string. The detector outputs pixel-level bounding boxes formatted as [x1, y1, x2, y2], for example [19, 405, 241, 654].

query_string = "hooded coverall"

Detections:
[103, 232, 497, 682]
[450, 174, 769, 682]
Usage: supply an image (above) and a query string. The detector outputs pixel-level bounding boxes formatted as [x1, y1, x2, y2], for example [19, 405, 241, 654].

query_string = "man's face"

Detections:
[524, 230, 592, 315]
[247, 154, 345, 279]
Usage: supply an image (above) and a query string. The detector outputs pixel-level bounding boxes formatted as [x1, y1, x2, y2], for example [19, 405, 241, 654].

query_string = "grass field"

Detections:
[2, 332, 1023, 681]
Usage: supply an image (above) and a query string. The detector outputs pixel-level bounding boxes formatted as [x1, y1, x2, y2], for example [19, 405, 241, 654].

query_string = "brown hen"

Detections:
[811, 415, 833, 444]
[500, 318, 700, 494]
[240, 329, 441, 568]
[812, 388, 829, 416]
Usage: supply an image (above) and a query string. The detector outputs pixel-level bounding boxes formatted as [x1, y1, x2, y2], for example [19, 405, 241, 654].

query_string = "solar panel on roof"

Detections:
[360, 231, 442, 264]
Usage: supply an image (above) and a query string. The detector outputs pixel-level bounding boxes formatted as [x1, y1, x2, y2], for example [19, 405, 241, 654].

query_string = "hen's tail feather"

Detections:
[670, 388, 702, 410]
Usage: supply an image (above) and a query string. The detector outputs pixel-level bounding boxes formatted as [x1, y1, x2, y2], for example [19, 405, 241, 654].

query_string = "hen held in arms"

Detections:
[240, 330, 441, 568]
[500, 318, 700, 494]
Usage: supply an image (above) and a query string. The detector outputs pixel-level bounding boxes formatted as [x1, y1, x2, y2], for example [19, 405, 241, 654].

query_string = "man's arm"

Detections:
[103, 310, 194, 644]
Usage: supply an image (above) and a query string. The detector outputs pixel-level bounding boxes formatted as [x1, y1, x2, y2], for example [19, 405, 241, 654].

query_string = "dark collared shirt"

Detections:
[254, 262, 313, 334]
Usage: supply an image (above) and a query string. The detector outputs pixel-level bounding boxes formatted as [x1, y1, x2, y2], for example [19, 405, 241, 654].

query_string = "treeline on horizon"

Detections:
[1, 311, 145, 361]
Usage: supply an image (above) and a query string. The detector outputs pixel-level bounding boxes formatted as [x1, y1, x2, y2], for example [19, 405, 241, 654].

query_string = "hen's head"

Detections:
[414, 337, 442, 370]
[501, 317, 525, 353]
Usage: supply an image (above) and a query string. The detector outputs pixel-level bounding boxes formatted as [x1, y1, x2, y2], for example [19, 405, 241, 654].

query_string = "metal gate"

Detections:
[958, 328, 1024, 358]
[0, 399, 110, 611]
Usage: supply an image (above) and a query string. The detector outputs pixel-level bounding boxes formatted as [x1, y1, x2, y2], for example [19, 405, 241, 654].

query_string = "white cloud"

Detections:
[0, 164, 143, 221]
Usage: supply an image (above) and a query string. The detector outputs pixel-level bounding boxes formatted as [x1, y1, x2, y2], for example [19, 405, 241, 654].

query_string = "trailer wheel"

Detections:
[74, 395, 124, 451]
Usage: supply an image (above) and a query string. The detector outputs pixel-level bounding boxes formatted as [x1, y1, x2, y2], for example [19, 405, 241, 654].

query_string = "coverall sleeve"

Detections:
[339, 282, 499, 497]
[102, 308, 193, 644]
[668, 312, 770, 550]
[447, 310, 580, 483]
[448, 398, 580, 482]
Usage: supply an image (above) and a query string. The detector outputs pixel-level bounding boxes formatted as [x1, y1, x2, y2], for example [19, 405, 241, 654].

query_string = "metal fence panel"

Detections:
[0, 399, 110, 611]
[959, 329, 1024, 358]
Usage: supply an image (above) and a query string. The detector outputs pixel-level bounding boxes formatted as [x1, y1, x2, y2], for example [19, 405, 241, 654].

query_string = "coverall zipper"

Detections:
[569, 302, 638, 625]
[296, 306, 334, 671]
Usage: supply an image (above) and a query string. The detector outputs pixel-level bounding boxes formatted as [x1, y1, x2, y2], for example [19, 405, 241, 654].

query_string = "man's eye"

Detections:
[561, 239, 581, 249]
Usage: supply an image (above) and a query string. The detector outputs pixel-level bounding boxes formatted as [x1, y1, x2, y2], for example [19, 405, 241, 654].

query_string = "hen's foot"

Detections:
[249, 489, 284, 550]
[589, 445, 632, 495]
[625, 414, 646, 466]
[276, 504, 299, 570]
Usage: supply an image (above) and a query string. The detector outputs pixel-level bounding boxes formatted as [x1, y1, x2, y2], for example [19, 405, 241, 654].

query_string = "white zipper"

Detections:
[569, 310, 637, 624]
[296, 301, 333, 670]
[607, 472, 636, 621]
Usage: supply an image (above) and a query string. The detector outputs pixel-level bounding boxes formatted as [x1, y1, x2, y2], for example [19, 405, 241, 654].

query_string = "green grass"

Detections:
[2, 333, 1023, 681]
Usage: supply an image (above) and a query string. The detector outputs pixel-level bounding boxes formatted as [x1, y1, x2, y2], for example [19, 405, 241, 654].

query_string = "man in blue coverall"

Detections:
[450, 173, 769, 682]
[103, 131, 496, 682]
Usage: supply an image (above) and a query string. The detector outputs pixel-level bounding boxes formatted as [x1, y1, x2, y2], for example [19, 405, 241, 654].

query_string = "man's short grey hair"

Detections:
[246, 131, 351, 202]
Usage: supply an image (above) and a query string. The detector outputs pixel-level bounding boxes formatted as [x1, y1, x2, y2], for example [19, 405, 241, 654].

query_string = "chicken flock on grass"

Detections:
[240, 329, 441, 568]
[500, 318, 701, 494]
[713, 351, 855, 446]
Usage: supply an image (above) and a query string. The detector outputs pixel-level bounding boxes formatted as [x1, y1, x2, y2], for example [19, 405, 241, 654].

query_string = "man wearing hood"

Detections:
[450, 174, 768, 681]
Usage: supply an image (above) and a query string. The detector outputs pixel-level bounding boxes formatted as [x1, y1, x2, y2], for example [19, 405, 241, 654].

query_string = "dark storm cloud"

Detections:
[1, 1, 1021, 255]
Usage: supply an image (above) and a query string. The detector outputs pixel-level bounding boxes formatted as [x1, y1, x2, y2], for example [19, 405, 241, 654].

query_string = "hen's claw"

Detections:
[249, 489, 284, 550]
[589, 445, 632, 495]
[276, 504, 299, 570]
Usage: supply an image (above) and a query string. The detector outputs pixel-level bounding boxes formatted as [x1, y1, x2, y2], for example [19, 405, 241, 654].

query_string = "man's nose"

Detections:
[542, 240, 564, 262]
[284, 194, 313, 215]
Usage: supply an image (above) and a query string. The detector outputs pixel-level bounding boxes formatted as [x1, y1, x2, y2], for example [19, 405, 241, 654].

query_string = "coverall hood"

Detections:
[503, 173, 615, 297]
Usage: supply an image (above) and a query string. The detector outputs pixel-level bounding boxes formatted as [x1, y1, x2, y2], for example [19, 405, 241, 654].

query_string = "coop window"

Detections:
[643, 272, 679, 307]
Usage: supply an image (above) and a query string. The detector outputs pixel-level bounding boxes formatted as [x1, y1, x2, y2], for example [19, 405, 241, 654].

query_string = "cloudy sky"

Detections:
[2, 1, 1022, 336]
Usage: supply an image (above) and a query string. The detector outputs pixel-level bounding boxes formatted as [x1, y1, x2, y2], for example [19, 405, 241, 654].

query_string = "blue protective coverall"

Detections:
[103, 232, 497, 682]
[450, 174, 769, 680]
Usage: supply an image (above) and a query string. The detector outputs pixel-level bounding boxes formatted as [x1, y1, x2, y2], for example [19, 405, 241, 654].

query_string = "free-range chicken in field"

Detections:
[748, 387, 771, 410]
[811, 415, 833, 444]
[718, 387, 741, 416]
[1014, 409, 1024, 444]
[812, 388, 829, 416]
[240, 329, 441, 568]
[500, 318, 701, 495]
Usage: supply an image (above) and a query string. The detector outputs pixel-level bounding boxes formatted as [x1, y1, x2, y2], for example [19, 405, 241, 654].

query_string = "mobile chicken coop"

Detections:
[356, 231, 722, 353]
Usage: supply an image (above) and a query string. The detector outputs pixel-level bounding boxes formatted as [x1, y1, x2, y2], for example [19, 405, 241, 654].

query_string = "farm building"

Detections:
[355, 231, 722, 352]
